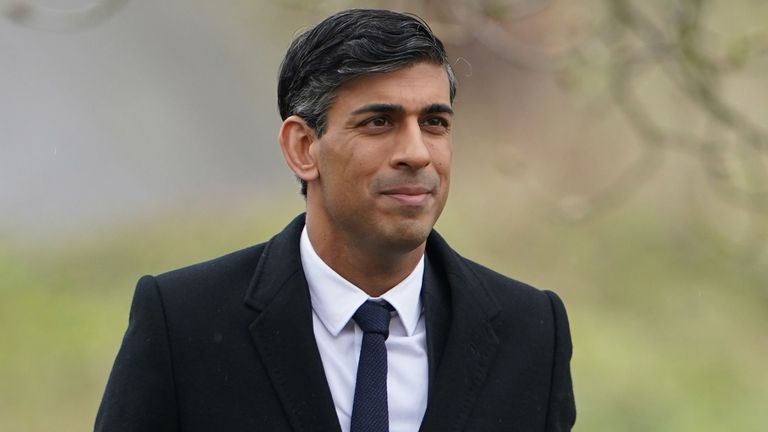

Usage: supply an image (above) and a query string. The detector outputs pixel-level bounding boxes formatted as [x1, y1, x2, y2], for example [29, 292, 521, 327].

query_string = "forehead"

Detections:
[331, 63, 451, 113]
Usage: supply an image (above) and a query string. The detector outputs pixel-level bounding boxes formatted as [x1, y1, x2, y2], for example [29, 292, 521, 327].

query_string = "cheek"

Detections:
[321, 151, 375, 199]
[431, 144, 452, 177]
[343, 146, 385, 181]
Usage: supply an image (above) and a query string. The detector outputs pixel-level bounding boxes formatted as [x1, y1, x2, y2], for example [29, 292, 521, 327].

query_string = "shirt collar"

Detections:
[300, 225, 424, 337]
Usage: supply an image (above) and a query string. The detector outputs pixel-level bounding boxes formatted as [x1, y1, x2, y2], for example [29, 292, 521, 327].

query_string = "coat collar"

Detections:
[419, 230, 502, 431]
[244, 214, 501, 432]
[244, 214, 341, 432]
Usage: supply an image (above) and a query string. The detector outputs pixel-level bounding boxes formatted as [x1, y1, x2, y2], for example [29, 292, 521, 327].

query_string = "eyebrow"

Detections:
[350, 103, 405, 116]
[423, 103, 454, 116]
[350, 103, 454, 116]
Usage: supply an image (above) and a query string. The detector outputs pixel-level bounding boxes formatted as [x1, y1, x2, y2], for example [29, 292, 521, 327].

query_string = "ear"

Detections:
[278, 115, 320, 183]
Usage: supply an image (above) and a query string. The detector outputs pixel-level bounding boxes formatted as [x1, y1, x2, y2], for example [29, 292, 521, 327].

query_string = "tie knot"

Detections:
[353, 300, 393, 337]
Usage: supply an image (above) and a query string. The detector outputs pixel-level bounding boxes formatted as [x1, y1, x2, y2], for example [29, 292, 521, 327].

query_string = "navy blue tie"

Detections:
[350, 300, 393, 432]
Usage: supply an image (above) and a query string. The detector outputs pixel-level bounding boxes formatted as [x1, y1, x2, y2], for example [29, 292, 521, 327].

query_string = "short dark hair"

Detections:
[277, 9, 457, 196]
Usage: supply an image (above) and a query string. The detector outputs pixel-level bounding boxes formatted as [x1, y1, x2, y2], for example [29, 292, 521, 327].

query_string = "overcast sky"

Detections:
[1, 0, 305, 236]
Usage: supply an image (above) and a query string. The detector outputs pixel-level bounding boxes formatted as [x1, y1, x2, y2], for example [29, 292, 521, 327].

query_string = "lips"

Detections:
[380, 186, 432, 205]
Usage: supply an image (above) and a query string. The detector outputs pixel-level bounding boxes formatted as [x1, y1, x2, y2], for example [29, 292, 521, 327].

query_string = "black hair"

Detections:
[277, 9, 457, 196]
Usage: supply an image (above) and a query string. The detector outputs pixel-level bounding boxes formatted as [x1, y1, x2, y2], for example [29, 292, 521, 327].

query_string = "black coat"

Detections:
[95, 214, 575, 431]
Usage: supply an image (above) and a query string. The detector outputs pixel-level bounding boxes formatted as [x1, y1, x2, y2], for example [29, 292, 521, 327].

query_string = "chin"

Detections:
[380, 218, 433, 252]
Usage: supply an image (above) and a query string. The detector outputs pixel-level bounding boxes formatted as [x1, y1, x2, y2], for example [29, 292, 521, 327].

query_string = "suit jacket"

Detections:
[95, 214, 575, 431]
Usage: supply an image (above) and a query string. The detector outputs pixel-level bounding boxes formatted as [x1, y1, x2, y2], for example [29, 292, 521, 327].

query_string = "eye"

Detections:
[361, 116, 392, 128]
[421, 116, 450, 131]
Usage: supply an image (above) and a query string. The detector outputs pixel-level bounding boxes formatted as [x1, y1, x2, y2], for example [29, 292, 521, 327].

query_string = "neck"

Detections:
[305, 216, 425, 298]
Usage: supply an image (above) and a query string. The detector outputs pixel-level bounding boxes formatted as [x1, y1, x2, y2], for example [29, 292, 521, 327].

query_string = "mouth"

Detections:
[380, 186, 432, 205]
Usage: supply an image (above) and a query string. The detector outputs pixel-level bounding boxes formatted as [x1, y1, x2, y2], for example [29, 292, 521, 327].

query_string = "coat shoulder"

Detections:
[456, 254, 561, 313]
[426, 230, 563, 313]
[153, 242, 266, 287]
[141, 242, 269, 314]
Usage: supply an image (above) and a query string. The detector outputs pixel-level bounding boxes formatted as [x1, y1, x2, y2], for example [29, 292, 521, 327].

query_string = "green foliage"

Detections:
[0, 202, 301, 431]
[2, 199, 766, 431]
[439, 197, 768, 431]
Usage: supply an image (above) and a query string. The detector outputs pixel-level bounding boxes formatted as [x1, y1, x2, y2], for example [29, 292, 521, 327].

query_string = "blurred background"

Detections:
[2, 0, 767, 430]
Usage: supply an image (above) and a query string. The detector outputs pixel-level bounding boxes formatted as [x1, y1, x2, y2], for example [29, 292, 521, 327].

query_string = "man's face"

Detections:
[307, 62, 453, 254]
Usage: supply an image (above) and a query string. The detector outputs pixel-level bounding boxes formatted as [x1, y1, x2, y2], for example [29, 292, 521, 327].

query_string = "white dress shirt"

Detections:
[300, 226, 428, 432]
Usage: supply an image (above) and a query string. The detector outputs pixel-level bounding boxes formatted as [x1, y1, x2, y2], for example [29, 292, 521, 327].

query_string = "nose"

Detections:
[391, 118, 431, 170]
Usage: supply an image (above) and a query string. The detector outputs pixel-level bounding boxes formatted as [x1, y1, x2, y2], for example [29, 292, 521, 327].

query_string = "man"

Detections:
[96, 9, 575, 432]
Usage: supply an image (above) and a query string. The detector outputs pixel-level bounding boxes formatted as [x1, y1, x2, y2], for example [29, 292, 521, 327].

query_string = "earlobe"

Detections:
[278, 115, 320, 182]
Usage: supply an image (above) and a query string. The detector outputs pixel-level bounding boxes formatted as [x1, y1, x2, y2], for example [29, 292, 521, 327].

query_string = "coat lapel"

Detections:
[421, 255, 450, 400]
[242, 215, 499, 431]
[244, 214, 341, 432]
[420, 231, 502, 432]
